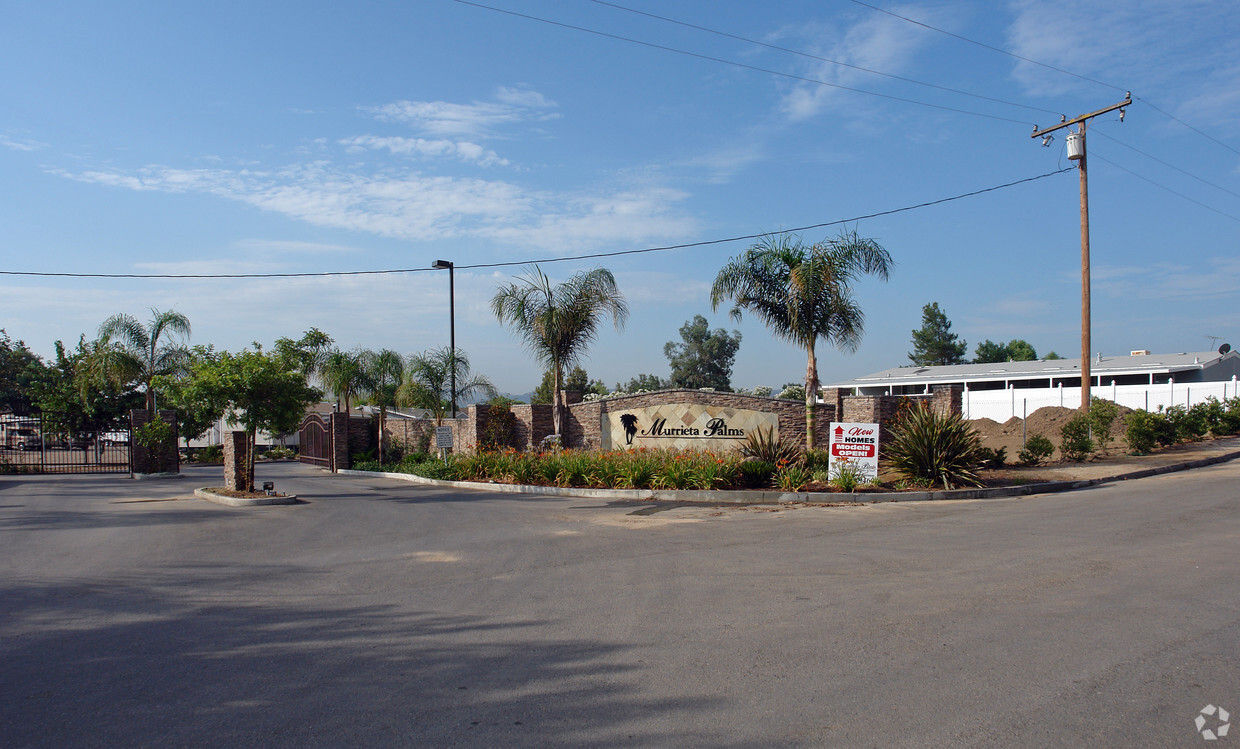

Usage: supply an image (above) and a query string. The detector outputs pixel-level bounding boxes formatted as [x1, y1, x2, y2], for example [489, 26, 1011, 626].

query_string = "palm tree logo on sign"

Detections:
[620, 414, 639, 445]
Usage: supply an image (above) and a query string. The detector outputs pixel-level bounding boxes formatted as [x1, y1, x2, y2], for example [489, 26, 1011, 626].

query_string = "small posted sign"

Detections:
[435, 426, 454, 450]
[828, 422, 880, 481]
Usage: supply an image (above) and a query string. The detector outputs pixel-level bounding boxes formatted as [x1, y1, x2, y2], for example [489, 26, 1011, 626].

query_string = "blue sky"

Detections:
[2, 0, 1238, 395]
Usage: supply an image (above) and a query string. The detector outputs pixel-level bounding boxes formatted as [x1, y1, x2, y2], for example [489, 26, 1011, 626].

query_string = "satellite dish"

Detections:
[1220, 343, 1232, 355]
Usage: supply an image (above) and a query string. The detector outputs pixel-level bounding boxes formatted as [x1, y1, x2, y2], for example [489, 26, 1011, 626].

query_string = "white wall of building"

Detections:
[963, 378, 1240, 422]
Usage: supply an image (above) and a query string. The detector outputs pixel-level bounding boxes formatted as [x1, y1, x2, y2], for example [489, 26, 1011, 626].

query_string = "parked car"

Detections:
[4, 428, 42, 451]
[100, 431, 129, 446]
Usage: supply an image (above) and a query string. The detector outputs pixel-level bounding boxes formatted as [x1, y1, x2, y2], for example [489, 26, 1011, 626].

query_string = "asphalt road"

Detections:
[1, 461, 1237, 747]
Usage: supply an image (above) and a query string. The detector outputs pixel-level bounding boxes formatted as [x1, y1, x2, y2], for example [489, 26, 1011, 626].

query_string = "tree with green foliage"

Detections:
[492, 265, 629, 436]
[974, 338, 1038, 363]
[152, 345, 228, 444]
[664, 315, 741, 391]
[1044, 351, 1063, 360]
[94, 308, 192, 411]
[909, 302, 966, 366]
[35, 337, 143, 439]
[0, 329, 44, 416]
[614, 373, 669, 393]
[321, 348, 369, 414]
[711, 230, 892, 449]
[531, 365, 606, 404]
[361, 349, 404, 463]
[398, 347, 498, 426]
[181, 346, 321, 492]
[273, 327, 335, 388]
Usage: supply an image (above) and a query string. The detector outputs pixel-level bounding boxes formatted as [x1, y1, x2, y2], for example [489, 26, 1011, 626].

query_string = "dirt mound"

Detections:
[969, 405, 1131, 461]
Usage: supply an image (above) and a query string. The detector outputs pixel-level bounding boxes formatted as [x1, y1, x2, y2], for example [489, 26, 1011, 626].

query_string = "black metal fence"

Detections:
[0, 413, 132, 474]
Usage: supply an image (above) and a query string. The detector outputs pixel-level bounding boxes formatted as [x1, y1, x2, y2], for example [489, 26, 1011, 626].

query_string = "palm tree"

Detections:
[491, 265, 629, 436]
[95, 308, 192, 412]
[361, 349, 403, 463]
[397, 347, 498, 426]
[711, 230, 892, 450]
[321, 349, 369, 415]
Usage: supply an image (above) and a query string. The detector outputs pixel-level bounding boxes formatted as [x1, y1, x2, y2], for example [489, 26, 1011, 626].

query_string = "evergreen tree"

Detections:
[663, 315, 741, 391]
[909, 302, 967, 366]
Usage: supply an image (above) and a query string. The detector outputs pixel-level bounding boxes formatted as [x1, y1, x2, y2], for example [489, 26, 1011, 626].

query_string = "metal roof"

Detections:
[830, 350, 1237, 388]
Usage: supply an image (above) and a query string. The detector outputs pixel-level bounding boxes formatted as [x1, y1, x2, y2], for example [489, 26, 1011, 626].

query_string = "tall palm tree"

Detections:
[491, 265, 629, 436]
[396, 347, 497, 427]
[96, 308, 192, 412]
[321, 349, 369, 415]
[361, 348, 403, 463]
[711, 230, 892, 449]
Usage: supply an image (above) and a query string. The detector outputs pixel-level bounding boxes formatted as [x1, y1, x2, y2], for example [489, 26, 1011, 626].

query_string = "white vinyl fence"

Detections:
[963, 378, 1240, 422]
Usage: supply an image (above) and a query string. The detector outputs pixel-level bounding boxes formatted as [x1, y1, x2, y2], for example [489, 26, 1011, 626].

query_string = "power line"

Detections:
[846, 0, 1127, 93]
[1092, 129, 1240, 201]
[586, 0, 1063, 118]
[1092, 152, 1240, 224]
[1131, 97, 1240, 158]
[0, 168, 1073, 280]
[847, 0, 1240, 158]
[453, 0, 1034, 126]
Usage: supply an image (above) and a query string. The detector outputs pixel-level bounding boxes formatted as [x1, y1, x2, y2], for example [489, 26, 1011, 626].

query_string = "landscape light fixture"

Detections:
[431, 260, 457, 420]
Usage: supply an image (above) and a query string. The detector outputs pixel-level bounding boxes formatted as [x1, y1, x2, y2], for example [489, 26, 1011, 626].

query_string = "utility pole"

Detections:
[1032, 93, 1131, 411]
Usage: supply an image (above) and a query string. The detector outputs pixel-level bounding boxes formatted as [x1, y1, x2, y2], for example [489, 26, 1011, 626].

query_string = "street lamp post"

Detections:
[431, 260, 456, 420]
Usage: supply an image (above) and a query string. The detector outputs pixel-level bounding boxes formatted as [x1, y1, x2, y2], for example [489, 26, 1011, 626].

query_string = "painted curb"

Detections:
[340, 448, 1240, 505]
[133, 472, 186, 481]
[194, 488, 299, 507]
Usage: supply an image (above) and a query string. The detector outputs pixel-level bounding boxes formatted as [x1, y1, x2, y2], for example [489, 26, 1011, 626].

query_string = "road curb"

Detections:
[194, 487, 299, 507]
[340, 448, 1240, 505]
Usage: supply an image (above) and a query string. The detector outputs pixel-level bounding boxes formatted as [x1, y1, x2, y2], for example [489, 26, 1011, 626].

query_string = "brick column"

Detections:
[223, 431, 248, 491]
[330, 412, 349, 471]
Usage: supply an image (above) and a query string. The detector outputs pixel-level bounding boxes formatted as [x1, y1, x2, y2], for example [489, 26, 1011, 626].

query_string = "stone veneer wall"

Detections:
[129, 409, 179, 474]
[591, 390, 836, 450]
[822, 384, 963, 444]
[223, 430, 248, 490]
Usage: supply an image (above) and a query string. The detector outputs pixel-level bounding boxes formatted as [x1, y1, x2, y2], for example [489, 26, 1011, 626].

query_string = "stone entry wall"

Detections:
[310, 385, 964, 465]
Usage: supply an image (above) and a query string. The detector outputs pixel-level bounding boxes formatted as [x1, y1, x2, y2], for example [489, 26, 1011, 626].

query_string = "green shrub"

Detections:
[1088, 397, 1120, 448]
[264, 446, 295, 461]
[1168, 404, 1206, 442]
[193, 444, 224, 463]
[1017, 434, 1055, 466]
[736, 460, 775, 489]
[1124, 410, 1160, 454]
[885, 407, 985, 489]
[803, 449, 832, 472]
[1059, 414, 1094, 462]
[616, 454, 657, 489]
[653, 454, 698, 489]
[775, 462, 810, 492]
[739, 427, 801, 466]
[976, 446, 1007, 469]
[828, 459, 867, 492]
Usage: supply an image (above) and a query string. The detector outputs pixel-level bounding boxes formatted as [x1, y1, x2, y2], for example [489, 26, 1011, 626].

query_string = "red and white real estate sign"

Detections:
[828, 422, 880, 481]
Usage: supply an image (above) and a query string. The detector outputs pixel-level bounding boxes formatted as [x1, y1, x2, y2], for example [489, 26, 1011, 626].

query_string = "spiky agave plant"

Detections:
[885, 407, 985, 490]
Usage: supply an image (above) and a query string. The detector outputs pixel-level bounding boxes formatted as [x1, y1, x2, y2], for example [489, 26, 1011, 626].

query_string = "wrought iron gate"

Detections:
[0, 413, 132, 474]
[299, 413, 331, 469]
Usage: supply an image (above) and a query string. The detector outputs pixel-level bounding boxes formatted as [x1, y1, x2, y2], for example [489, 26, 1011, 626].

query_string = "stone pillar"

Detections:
[223, 431, 248, 491]
[130, 409, 179, 474]
[330, 412, 349, 471]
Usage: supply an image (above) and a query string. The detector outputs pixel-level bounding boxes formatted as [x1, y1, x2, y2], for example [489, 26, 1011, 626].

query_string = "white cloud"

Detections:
[779, 5, 957, 121]
[54, 162, 696, 251]
[0, 134, 48, 152]
[364, 87, 559, 138]
[339, 134, 509, 167]
[233, 239, 361, 255]
[1006, 0, 1240, 128]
